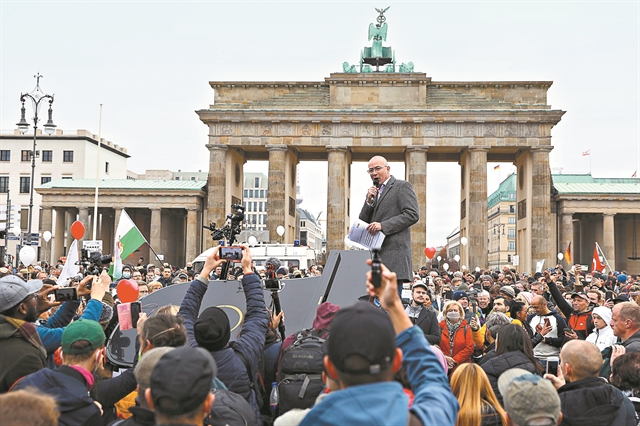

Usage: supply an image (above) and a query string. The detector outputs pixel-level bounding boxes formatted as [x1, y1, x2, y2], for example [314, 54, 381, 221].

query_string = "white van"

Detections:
[192, 244, 317, 272]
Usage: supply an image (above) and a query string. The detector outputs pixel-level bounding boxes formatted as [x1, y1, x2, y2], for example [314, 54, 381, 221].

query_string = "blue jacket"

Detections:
[180, 273, 268, 424]
[38, 299, 103, 355]
[16, 365, 103, 426]
[299, 326, 459, 426]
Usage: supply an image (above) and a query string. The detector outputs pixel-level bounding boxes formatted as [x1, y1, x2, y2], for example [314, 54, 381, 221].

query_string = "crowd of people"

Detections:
[1, 241, 640, 426]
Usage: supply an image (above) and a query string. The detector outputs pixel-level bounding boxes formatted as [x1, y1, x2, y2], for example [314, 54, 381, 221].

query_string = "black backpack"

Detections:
[276, 328, 327, 415]
[206, 389, 257, 426]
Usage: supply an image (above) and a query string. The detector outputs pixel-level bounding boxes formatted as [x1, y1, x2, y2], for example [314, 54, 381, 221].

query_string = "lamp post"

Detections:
[493, 223, 505, 270]
[16, 73, 56, 236]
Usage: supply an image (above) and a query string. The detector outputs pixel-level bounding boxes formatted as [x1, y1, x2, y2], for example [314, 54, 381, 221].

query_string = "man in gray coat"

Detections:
[359, 155, 419, 289]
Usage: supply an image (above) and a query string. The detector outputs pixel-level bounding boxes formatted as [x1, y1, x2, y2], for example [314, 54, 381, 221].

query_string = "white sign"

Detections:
[512, 255, 519, 266]
[535, 259, 545, 273]
[83, 240, 103, 253]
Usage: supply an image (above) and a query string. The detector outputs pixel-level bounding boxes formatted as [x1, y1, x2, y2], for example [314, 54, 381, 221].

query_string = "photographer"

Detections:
[179, 245, 268, 424]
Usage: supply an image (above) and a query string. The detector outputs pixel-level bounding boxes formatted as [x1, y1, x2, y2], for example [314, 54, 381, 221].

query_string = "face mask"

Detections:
[122, 272, 131, 279]
[586, 278, 592, 283]
[446, 311, 461, 321]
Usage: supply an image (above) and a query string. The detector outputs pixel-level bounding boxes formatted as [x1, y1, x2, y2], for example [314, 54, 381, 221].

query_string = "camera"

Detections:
[220, 246, 243, 262]
[77, 249, 112, 277]
[371, 249, 382, 288]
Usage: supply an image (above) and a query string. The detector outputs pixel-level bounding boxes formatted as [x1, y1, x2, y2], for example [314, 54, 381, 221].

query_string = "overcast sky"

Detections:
[1, 1, 638, 246]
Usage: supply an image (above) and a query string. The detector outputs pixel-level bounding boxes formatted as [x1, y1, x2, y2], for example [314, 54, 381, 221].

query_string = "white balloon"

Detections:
[19, 245, 36, 265]
[43, 230, 52, 242]
[475, 267, 481, 272]
[248, 236, 257, 245]
[460, 237, 468, 246]
[461, 265, 467, 270]
[11, 227, 21, 236]
[454, 254, 460, 262]
[557, 253, 564, 260]
[436, 256, 442, 262]
[276, 225, 285, 237]
[443, 263, 450, 271]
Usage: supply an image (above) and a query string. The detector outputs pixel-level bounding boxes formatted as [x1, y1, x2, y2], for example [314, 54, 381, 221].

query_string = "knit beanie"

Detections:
[194, 307, 231, 352]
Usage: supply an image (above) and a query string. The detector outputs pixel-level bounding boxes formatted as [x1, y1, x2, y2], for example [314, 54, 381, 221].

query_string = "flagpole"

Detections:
[596, 242, 612, 273]
[147, 243, 166, 267]
[92, 104, 102, 240]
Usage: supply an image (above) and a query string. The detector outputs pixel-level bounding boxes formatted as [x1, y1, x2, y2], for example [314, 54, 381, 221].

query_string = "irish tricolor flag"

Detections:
[111, 209, 146, 278]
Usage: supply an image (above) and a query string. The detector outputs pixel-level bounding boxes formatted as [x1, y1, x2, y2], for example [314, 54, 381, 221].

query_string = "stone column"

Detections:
[185, 208, 198, 264]
[326, 146, 351, 254]
[40, 207, 53, 264]
[602, 213, 616, 271]
[405, 146, 427, 270]
[150, 208, 162, 260]
[531, 146, 554, 268]
[266, 145, 288, 244]
[53, 208, 65, 263]
[78, 207, 89, 244]
[205, 144, 228, 236]
[468, 146, 489, 269]
[560, 212, 573, 265]
[64, 210, 76, 253]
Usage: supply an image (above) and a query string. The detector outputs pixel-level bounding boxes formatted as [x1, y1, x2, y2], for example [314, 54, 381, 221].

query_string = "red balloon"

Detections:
[424, 247, 437, 259]
[117, 279, 139, 303]
[70, 221, 86, 240]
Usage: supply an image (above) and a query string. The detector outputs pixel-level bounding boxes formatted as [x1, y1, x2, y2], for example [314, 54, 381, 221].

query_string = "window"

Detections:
[508, 217, 516, 224]
[63, 151, 74, 162]
[190, 176, 196, 181]
[260, 190, 264, 198]
[20, 177, 30, 193]
[253, 202, 257, 212]
[508, 241, 516, 251]
[509, 205, 516, 214]
[42, 150, 52, 162]
[259, 202, 263, 212]
[508, 228, 516, 238]
[262, 214, 267, 224]
[254, 177, 260, 187]
[301, 221, 306, 228]
[61, 176, 72, 180]
[174, 177, 180, 180]
[21, 150, 30, 162]
[244, 190, 248, 198]
[105, 162, 110, 174]
[249, 190, 254, 198]
[0, 150, 9, 161]
[0, 177, 8, 193]
[508, 192, 515, 200]
[41, 176, 51, 185]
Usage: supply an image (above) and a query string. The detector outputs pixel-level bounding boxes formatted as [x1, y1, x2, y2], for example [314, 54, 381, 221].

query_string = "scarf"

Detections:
[445, 318, 462, 356]
[5, 317, 47, 359]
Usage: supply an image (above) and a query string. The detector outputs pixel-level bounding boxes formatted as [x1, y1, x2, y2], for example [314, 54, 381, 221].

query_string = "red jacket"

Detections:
[439, 319, 475, 365]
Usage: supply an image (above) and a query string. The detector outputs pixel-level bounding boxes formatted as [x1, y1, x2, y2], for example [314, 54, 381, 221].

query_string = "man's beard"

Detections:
[25, 303, 38, 323]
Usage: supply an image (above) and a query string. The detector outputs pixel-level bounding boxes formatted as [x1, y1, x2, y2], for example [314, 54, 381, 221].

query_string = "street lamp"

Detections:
[16, 73, 56, 236]
[493, 223, 505, 270]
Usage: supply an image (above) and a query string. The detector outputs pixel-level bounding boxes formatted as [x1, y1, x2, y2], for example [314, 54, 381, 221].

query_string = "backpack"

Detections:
[276, 328, 327, 415]
[206, 389, 257, 426]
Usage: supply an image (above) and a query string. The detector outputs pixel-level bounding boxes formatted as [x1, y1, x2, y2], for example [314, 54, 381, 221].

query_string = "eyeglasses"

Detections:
[367, 165, 387, 174]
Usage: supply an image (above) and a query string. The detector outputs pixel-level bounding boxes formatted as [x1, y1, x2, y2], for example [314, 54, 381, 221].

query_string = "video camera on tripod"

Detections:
[264, 257, 286, 340]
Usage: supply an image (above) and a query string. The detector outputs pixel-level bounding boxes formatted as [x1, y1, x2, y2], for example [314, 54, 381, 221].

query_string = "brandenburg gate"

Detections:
[197, 10, 565, 273]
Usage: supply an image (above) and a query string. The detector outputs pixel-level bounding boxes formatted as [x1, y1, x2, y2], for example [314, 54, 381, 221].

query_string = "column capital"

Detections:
[405, 146, 429, 153]
[468, 146, 490, 153]
[185, 206, 199, 212]
[603, 212, 616, 217]
[326, 146, 349, 152]
[149, 207, 162, 212]
[265, 144, 288, 152]
[530, 146, 554, 153]
[205, 144, 229, 152]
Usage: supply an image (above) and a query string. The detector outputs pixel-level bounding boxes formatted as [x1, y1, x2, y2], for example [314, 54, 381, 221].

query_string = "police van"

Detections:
[192, 244, 317, 272]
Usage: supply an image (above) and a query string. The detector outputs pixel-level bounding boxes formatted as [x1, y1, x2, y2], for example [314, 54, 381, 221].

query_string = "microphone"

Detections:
[369, 178, 380, 204]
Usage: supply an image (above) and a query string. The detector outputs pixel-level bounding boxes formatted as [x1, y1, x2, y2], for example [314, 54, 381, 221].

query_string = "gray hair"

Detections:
[485, 312, 511, 338]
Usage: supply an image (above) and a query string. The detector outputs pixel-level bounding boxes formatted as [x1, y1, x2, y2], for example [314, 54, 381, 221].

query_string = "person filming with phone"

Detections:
[528, 295, 567, 368]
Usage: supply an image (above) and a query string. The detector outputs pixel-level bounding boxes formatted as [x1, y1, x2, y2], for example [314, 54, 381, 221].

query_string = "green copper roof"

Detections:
[39, 179, 206, 190]
[552, 174, 640, 195]
[488, 173, 517, 208]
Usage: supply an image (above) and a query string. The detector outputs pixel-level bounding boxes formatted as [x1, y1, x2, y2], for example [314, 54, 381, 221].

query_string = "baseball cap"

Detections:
[0, 276, 43, 312]
[150, 346, 217, 415]
[571, 292, 590, 302]
[61, 320, 106, 354]
[498, 368, 561, 426]
[134, 347, 175, 389]
[411, 281, 428, 291]
[327, 302, 395, 375]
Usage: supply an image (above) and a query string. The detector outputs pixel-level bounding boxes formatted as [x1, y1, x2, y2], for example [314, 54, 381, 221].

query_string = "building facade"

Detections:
[487, 173, 517, 270]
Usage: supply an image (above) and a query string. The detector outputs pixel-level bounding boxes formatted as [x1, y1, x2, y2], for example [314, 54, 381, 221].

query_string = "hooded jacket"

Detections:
[281, 302, 340, 352]
[439, 318, 474, 366]
[547, 280, 594, 339]
[0, 314, 47, 393]
[557, 377, 636, 426]
[481, 350, 537, 405]
[298, 326, 459, 426]
[37, 298, 103, 354]
[622, 330, 640, 353]
[15, 365, 103, 426]
[180, 273, 268, 425]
